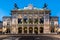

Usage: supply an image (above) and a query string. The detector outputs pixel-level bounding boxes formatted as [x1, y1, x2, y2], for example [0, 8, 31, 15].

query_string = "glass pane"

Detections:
[34, 27, 38, 34]
[18, 19, 22, 24]
[34, 18, 38, 24]
[23, 18, 27, 24]
[24, 27, 27, 33]
[40, 17, 44, 24]
[18, 27, 22, 33]
[29, 18, 33, 24]
[40, 27, 43, 33]
[29, 27, 33, 34]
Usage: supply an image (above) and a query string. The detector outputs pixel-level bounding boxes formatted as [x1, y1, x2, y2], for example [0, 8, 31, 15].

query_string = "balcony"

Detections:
[34, 19, 38, 24]
[29, 19, 33, 24]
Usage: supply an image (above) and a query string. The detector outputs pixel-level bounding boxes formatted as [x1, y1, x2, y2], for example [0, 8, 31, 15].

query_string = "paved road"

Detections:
[2, 35, 60, 40]
[0, 34, 60, 38]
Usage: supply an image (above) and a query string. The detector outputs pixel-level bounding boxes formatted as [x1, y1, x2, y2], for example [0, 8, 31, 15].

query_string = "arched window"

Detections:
[29, 27, 33, 34]
[18, 18, 22, 24]
[24, 27, 27, 34]
[50, 27, 54, 33]
[40, 27, 43, 33]
[23, 16, 27, 24]
[34, 18, 38, 24]
[34, 27, 38, 34]
[18, 27, 22, 33]
[40, 17, 44, 24]
[6, 28, 10, 33]
[29, 18, 33, 24]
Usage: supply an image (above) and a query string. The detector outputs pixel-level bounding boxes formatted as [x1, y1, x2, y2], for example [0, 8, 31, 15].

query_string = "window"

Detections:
[18, 27, 22, 33]
[7, 23, 10, 26]
[51, 21, 54, 27]
[40, 27, 43, 33]
[50, 21, 54, 33]
[29, 27, 33, 34]
[51, 27, 54, 33]
[24, 27, 27, 33]
[18, 19, 22, 24]
[29, 18, 33, 24]
[6, 28, 10, 33]
[34, 18, 38, 24]
[7, 21, 10, 26]
[23, 18, 27, 24]
[40, 18, 44, 24]
[34, 27, 38, 34]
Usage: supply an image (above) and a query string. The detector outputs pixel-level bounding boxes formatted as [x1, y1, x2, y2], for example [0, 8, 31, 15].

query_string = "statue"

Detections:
[14, 3, 19, 9]
[43, 3, 48, 9]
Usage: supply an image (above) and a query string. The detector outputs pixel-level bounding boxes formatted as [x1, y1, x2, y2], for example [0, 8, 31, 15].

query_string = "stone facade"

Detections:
[2, 4, 59, 34]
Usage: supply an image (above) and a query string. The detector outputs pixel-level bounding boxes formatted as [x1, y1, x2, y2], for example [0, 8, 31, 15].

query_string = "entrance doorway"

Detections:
[34, 27, 38, 34]
[29, 27, 33, 34]
[18, 27, 22, 33]
[40, 27, 43, 33]
[51, 27, 54, 33]
[6, 28, 10, 33]
[24, 27, 27, 34]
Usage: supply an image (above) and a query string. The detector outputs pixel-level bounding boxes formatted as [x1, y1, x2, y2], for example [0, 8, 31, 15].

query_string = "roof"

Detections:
[50, 16, 58, 18]
[3, 16, 12, 18]
[0, 21, 2, 23]
[11, 4, 50, 12]
[50, 16, 58, 21]
[0, 21, 3, 28]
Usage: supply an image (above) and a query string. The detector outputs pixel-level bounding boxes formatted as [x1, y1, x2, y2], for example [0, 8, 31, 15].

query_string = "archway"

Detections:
[6, 28, 10, 33]
[40, 27, 43, 33]
[18, 27, 22, 33]
[24, 27, 27, 34]
[50, 27, 54, 33]
[29, 27, 33, 34]
[34, 27, 38, 34]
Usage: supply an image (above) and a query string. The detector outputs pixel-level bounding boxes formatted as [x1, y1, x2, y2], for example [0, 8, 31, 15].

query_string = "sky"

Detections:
[0, 0, 60, 23]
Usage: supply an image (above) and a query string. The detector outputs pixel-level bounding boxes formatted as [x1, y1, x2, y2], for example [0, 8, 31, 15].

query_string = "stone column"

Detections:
[44, 12, 50, 34]
[11, 26, 18, 34]
[16, 27, 18, 34]
[27, 26, 29, 34]
[22, 26, 24, 34]
[33, 26, 34, 34]
[33, 13, 34, 34]
[33, 13, 34, 24]
[38, 26, 40, 34]
[54, 26, 57, 33]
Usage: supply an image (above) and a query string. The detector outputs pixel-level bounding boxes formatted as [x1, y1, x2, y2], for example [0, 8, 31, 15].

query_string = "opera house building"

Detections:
[2, 3, 59, 34]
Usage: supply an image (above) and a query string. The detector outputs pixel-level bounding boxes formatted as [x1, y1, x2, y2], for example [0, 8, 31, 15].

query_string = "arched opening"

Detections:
[18, 27, 22, 33]
[24, 27, 27, 34]
[50, 27, 54, 33]
[34, 18, 38, 24]
[6, 28, 10, 33]
[34, 27, 38, 34]
[18, 18, 22, 24]
[40, 27, 43, 33]
[29, 18, 33, 24]
[40, 17, 44, 24]
[50, 21, 54, 33]
[23, 16, 27, 24]
[29, 27, 33, 34]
